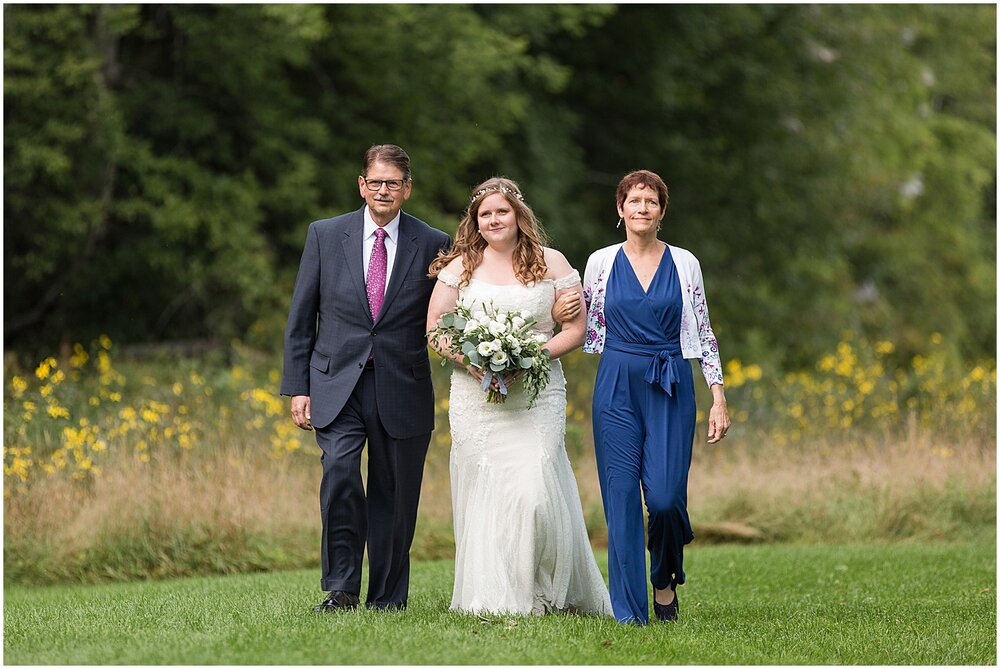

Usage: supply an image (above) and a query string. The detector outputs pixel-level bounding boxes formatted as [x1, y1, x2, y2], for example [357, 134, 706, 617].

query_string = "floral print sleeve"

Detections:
[583, 269, 606, 354]
[691, 261, 723, 387]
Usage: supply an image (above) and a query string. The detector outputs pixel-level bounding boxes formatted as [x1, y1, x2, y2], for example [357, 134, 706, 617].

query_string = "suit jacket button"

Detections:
[370, 331, 376, 337]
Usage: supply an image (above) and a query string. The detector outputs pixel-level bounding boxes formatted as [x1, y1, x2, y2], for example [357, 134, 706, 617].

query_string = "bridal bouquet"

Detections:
[428, 300, 551, 408]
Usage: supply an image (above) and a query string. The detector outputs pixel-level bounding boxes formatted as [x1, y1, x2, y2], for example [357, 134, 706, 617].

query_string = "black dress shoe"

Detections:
[313, 590, 360, 612]
[365, 600, 407, 611]
[653, 593, 678, 622]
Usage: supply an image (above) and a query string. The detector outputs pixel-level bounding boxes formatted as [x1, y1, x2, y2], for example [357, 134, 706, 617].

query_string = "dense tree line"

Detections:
[5, 5, 995, 368]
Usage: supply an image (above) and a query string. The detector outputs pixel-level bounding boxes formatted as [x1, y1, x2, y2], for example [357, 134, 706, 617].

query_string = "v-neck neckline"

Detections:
[619, 244, 668, 295]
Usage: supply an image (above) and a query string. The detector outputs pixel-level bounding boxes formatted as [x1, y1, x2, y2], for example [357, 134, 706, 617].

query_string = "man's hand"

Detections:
[291, 395, 312, 431]
[551, 291, 582, 323]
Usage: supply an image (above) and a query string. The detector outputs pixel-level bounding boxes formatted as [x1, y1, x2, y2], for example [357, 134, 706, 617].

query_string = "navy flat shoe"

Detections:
[653, 593, 678, 622]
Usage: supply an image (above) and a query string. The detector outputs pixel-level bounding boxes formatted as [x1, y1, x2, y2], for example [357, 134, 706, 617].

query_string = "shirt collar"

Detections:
[363, 206, 401, 243]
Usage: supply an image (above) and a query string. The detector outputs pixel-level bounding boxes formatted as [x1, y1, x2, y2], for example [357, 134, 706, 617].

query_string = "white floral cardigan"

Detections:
[582, 242, 724, 387]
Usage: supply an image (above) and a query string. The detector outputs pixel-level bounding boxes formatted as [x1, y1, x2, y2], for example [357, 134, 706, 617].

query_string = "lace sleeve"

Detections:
[553, 269, 581, 290]
[438, 269, 460, 288]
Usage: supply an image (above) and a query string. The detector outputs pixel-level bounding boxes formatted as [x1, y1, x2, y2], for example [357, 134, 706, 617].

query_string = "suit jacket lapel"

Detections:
[341, 207, 374, 325]
[375, 212, 418, 326]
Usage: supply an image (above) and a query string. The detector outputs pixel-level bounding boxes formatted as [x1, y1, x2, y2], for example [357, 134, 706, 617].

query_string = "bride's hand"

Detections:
[464, 364, 485, 383]
[501, 370, 525, 389]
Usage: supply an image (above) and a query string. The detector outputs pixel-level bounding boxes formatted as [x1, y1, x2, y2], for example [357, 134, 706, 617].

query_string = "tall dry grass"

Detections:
[4, 335, 995, 584]
[7, 422, 992, 584]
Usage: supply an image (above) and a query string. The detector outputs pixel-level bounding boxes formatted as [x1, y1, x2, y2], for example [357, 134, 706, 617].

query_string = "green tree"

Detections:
[4, 4, 994, 368]
[545, 4, 995, 366]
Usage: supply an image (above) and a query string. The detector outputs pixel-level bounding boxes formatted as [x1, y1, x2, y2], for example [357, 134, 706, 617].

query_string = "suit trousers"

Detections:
[314, 367, 431, 608]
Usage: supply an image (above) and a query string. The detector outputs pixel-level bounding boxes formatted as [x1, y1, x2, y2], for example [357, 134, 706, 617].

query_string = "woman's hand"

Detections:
[706, 385, 730, 443]
[500, 369, 525, 390]
[551, 291, 582, 323]
[464, 363, 485, 384]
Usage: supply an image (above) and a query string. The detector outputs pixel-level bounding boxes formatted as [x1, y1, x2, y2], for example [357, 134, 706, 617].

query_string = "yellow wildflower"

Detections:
[47, 405, 70, 419]
[34, 357, 56, 380]
[817, 354, 836, 372]
[70, 343, 89, 368]
[874, 341, 895, 356]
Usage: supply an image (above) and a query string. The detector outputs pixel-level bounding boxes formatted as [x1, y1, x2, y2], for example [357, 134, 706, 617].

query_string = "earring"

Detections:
[616, 217, 623, 229]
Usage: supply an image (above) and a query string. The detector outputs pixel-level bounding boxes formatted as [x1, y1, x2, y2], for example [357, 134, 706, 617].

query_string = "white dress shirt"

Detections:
[362, 206, 400, 297]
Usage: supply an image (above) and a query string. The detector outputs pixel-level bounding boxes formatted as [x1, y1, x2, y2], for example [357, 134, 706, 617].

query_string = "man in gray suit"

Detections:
[281, 144, 450, 612]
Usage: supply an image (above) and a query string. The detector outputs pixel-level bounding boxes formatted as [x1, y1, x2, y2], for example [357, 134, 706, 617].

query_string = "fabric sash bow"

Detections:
[605, 340, 682, 396]
[644, 349, 681, 396]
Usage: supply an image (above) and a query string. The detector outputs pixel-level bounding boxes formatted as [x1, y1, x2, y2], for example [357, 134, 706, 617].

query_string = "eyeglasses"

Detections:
[362, 177, 406, 191]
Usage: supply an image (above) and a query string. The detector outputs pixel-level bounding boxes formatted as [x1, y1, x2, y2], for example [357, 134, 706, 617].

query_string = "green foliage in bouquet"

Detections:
[428, 300, 551, 407]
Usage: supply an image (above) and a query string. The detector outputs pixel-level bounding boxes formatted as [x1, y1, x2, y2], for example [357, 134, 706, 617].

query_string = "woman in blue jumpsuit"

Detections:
[588, 170, 729, 624]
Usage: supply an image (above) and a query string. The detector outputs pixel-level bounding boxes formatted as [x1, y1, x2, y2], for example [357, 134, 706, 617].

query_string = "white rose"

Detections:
[491, 350, 509, 366]
[477, 341, 494, 356]
[490, 339, 504, 352]
[473, 309, 487, 322]
[488, 320, 508, 336]
[463, 319, 480, 334]
[511, 316, 526, 329]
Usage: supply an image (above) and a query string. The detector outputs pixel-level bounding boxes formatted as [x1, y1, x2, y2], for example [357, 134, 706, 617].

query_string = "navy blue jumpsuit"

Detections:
[592, 246, 697, 624]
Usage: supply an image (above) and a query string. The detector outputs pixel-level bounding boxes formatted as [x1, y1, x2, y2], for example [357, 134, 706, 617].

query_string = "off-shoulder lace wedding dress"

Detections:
[437, 268, 612, 616]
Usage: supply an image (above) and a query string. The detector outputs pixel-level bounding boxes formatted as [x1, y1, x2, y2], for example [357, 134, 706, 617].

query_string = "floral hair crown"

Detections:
[470, 185, 524, 204]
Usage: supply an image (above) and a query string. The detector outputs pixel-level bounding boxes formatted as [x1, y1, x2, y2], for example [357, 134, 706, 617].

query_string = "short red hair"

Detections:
[615, 170, 669, 211]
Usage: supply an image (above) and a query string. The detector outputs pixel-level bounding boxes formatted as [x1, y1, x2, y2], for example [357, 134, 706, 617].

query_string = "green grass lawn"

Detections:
[5, 542, 995, 665]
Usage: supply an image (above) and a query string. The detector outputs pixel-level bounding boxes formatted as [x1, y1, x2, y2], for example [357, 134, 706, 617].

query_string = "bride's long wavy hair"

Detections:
[429, 177, 549, 288]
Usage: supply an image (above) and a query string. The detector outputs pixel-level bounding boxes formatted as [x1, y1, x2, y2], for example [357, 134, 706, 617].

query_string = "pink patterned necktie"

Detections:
[366, 227, 388, 320]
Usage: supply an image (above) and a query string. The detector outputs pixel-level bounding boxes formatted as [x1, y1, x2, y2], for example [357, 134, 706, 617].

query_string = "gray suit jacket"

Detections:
[280, 206, 451, 438]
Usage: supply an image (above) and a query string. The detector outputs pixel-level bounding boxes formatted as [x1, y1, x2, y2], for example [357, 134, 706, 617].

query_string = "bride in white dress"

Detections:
[427, 177, 612, 617]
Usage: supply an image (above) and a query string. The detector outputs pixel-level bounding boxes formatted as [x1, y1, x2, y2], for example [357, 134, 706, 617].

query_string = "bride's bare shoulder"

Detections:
[543, 247, 573, 279]
[442, 256, 465, 275]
